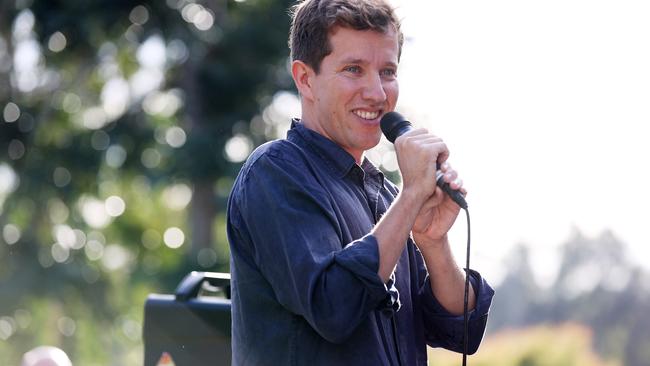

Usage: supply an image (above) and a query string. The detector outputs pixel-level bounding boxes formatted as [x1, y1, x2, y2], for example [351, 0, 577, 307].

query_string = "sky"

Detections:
[390, 0, 650, 284]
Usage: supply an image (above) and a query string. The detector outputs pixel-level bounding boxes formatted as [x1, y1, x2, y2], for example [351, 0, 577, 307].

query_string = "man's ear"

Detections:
[291, 60, 316, 102]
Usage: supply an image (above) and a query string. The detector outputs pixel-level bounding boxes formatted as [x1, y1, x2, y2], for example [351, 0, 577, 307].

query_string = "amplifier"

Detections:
[143, 272, 231, 366]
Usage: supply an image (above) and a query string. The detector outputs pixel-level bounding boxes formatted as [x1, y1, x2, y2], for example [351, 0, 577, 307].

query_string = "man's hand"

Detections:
[412, 162, 466, 250]
[393, 128, 448, 204]
[410, 162, 474, 315]
[372, 127, 454, 282]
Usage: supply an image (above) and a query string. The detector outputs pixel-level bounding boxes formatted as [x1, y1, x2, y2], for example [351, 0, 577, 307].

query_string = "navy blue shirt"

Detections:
[227, 121, 494, 365]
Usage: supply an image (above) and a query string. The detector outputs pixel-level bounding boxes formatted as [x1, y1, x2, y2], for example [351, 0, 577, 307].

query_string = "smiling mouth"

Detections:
[353, 109, 381, 120]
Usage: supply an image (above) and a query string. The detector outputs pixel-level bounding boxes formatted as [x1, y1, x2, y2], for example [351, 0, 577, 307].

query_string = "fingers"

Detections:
[395, 128, 444, 147]
[393, 127, 466, 200]
[394, 128, 449, 165]
[398, 130, 465, 193]
[421, 186, 445, 210]
[439, 162, 467, 195]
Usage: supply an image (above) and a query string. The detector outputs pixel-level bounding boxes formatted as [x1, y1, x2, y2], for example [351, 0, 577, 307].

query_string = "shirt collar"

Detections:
[287, 119, 385, 183]
[286, 119, 358, 178]
[361, 158, 385, 185]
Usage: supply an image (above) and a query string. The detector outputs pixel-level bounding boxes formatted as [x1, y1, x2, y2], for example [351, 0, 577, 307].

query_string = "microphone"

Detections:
[380, 111, 468, 209]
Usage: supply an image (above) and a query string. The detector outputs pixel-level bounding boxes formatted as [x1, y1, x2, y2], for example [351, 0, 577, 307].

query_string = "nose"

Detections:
[361, 73, 387, 103]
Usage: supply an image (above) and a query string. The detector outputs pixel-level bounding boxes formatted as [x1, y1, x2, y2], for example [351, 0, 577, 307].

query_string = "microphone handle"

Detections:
[435, 171, 468, 209]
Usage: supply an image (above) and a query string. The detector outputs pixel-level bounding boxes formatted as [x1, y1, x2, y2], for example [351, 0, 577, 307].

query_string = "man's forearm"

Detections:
[417, 235, 476, 315]
[372, 189, 424, 282]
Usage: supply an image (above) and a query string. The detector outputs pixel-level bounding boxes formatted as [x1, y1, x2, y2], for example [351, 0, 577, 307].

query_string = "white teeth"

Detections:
[353, 110, 379, 120]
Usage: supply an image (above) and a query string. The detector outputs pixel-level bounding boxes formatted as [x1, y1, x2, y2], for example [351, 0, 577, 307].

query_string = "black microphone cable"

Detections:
[462, 206, 471, 366]
[380, 111, 473, 365]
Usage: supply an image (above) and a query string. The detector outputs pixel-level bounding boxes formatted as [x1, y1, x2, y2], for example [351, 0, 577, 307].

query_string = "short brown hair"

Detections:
[289, 0, 403, 73]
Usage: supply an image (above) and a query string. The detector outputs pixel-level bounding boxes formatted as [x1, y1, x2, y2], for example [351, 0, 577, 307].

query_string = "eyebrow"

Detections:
[340, 57, 398, 69]
[340, 57, 366, 65]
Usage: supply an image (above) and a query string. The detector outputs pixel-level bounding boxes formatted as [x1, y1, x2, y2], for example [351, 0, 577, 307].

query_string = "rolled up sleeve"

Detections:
[420, 269, 495, 354]
[230, 151, 393, 343]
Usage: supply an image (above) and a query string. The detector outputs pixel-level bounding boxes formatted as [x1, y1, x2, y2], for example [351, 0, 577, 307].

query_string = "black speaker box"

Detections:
[143, 272, 231, 366]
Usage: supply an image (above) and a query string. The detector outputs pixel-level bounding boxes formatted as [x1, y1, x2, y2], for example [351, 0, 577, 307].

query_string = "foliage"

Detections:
[0, 0, 294, 364]
[488, 229, 650, 366]
[428, 323, 619, 366]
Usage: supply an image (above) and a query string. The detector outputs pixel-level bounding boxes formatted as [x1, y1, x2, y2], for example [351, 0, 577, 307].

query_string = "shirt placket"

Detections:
[362, 170, 405, 366]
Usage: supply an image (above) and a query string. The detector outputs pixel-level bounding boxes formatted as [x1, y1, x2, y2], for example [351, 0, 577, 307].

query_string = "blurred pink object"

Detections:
[21, 346, 72, 366]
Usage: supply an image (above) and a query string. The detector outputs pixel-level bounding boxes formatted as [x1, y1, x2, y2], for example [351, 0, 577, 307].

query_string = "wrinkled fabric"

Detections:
[227, 120, 494, 366]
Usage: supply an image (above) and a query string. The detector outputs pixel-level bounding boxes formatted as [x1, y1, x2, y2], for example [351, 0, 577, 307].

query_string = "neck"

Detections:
[299, 112, 364, 164]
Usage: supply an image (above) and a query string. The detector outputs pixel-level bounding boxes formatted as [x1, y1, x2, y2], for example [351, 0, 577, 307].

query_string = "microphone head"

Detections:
[380, 111, 413, 143]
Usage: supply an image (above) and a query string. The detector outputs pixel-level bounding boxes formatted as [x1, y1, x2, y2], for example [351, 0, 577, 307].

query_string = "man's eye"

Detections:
[344, 66, 361, 73]
[380, 69, 396, 78]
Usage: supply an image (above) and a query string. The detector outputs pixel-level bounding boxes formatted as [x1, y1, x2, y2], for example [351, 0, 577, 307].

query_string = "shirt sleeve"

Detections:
[228, 150, 393, 344]
[419, 267, 495, 354]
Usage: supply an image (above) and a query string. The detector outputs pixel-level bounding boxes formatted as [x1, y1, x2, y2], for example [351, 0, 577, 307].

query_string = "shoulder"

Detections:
[231, 138, 319, 200]
[240, 139, 311, 179]
[247, 139, 303, 166]
[228, 138, 329, 224]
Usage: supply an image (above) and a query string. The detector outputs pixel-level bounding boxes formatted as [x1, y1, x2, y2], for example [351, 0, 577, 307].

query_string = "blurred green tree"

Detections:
[488, 229, 650, 366]
[428, 323, 619, 366]
[0, 0, 295, 364]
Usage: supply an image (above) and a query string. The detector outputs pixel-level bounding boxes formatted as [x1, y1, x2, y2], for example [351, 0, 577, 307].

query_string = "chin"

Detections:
[362, 136, 382, 151]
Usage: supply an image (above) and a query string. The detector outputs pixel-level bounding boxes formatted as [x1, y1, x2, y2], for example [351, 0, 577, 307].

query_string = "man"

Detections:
[226, 0, 494, 365]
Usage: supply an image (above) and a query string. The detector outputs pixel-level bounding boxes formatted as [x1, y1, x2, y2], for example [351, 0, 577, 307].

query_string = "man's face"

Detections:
[306, 26, 399, 161]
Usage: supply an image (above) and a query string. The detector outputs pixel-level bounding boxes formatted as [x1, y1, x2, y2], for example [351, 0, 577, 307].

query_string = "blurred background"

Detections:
[1, 0, 649, 365]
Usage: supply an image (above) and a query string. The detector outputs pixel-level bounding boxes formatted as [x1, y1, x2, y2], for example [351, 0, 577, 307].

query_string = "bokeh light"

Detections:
[84, 239, 104, 261]
[166, 39, 188, 64]
[141, 229, 161, 250]
[121, 318, 141, 341]
[106, 145, 127, 168]
[57, 317, 76, 337]
[101, 244, 131, 271]
[47, 31, 67, 52]
[62, 93, 82, 114]
[101, 78, 130, 120]
[3, 102, 20, 122]
[141, 148, 162, 168]
[224, 134, 253, 163]
[165, 126, 186, 148]
[163, 227, 185, 249]
[197, 248, 217, 268]
[12, 9, 43, 93]
[181, 3, 215, 31]
[142, 89, 183, 117]
[0, 163, 19, 196]
[14, 310, 31, 330]
[129, 5, 149, 26]
[262, 91, 301, 139]
[8, 139, 25, 160]
[91, 130, 110, 151]
[47, 198, 69, 224]
[53, 224, 76, 249]
[38, 246, 54, 268]
[53, 167, 72, 187]
[79, 196, 111, 229]
[0, 317, 15, 341]
[81, 106, 108, 130]
[105, 195, 126, 217]
[2, 224, 21, 245]
[162, 184, 192, 210]
[51, 242, 70, 263]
